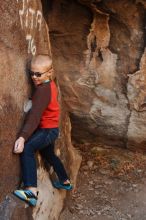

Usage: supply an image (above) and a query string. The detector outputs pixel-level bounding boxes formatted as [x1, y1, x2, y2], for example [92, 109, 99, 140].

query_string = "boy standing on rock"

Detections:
[13, 54, 72, 206]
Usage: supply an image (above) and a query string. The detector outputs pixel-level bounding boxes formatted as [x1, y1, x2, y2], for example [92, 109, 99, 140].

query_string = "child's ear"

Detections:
[50, 69, 54, 75]
[47, 72, 52, 80]
[49, 69, 54, 77]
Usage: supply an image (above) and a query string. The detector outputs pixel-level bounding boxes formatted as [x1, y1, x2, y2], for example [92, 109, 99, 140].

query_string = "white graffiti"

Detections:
[26, 34, 36, 55]
[17, 0, 43, 55]
[35, 11, 42, 31]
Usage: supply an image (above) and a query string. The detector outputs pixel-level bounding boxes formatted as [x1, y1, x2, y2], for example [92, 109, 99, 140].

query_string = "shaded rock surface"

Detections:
[44, 0, 146, 149]
[0, 194, 33, 220]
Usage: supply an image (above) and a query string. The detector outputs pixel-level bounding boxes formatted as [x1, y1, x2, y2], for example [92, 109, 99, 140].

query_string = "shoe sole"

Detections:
[53, 183, 73, 191]
[13, 191, 37, 206]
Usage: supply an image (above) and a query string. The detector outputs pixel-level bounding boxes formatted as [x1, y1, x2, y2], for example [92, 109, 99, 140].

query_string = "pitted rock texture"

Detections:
[44, 0, 146, 149]
[0, 195, 33, 220]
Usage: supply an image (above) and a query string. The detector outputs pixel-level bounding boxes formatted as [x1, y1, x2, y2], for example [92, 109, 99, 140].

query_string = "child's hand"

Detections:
[13, 137, 25, 154]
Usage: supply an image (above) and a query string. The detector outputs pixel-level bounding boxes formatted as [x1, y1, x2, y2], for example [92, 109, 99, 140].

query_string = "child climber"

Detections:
[13, 54, 72, 206]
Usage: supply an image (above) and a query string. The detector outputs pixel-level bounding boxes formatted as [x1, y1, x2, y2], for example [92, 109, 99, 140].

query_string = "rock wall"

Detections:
[1, 0, 146, 219]
[0, 0, 81, 219]
[45, 0, 146, 150]
[0, 0, 49, 203]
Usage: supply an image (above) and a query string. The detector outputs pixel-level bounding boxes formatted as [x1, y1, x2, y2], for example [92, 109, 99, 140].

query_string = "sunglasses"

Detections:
[29, 68, 52, 77]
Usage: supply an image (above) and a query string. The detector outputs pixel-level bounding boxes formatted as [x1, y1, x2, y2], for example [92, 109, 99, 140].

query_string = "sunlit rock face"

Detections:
[0, 1, 81, 219]
[44, 0, 146, 150]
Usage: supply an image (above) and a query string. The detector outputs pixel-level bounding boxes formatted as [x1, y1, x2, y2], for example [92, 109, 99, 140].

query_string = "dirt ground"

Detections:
[60, 144, 146, 220]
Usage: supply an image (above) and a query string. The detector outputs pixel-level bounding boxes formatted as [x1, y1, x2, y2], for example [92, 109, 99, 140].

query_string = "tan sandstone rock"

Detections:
[46, 0, 146, 149]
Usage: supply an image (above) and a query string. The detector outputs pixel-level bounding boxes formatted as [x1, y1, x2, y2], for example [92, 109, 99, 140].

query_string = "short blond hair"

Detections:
[31, 54, 52, 69]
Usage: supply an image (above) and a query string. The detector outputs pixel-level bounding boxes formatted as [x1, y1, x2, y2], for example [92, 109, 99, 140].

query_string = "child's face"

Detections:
[30, 63, 52, 86]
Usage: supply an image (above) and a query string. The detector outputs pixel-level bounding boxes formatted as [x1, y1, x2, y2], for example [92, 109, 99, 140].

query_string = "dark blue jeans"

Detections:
[20, 128, 69, 187]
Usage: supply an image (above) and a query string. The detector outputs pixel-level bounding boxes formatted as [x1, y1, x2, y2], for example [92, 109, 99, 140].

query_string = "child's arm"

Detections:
[20, 83, 51, 141]
[13, 83, 51, 153]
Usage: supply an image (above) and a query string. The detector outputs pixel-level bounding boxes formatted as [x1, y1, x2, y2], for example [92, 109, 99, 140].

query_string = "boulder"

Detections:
[45, 0, 146, 149]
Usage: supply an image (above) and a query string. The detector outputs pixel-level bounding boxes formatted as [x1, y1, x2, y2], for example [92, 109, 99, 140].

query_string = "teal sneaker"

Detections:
[52, 181, 73, 190]
[13, 189, 38, 206]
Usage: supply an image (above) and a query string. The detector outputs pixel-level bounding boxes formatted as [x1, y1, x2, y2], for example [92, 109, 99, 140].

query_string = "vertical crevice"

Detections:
[41, 0, 53, 20]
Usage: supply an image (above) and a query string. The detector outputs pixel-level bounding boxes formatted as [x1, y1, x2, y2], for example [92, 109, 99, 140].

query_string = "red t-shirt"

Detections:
[39, 80, 60, 128]
[20, 80, 60, 141]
